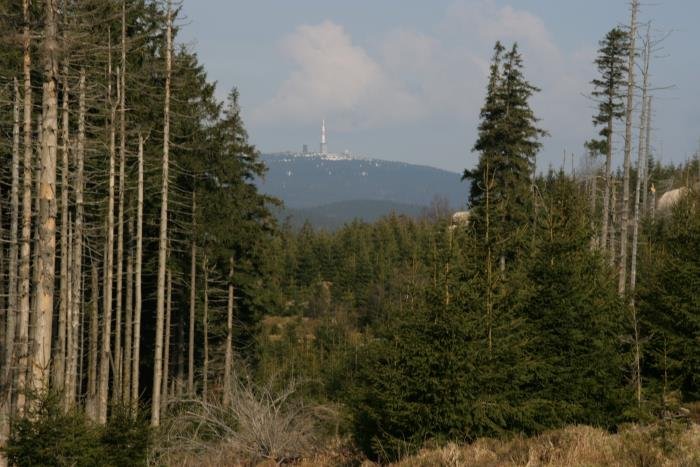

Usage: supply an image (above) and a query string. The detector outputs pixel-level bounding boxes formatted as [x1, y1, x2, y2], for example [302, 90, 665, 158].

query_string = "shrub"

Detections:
[4, 395, 150, 467]
[157, 374, 331, 465]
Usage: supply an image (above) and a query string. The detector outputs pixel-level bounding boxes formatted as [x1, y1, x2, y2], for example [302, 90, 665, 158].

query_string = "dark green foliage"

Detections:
[638, 193, 700, 402]
[465, 42, 547, 263]
[100, 407, 151, 467]
[4, 396, 149, 467]
[525, 174, 628, 427]
[350, 286, 480, 461]
[590, 27, 630, 154]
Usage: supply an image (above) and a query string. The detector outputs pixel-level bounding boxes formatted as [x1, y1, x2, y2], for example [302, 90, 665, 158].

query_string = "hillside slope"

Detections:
[258, 152, 468, 210]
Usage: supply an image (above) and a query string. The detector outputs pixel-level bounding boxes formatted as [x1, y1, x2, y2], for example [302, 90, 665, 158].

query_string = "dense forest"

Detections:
[0, 0, 698, 465]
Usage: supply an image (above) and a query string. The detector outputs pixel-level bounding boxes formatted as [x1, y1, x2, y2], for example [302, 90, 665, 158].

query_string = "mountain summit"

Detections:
[257, 152, 468, 228]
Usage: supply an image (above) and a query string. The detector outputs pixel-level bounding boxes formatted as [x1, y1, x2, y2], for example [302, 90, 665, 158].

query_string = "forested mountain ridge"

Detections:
[259, 152, 467, 209]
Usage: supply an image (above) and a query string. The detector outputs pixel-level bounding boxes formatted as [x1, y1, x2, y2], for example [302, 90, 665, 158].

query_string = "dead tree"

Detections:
[131, 134, 144, 412]
[33, 0, 60, 401]
[55, 64, 70, 393]
[65, 69, 85, 408]
[202, 255, 209, 403]
[151, 0, 173, 427]
[223, 257, 234, 407]
[161, 267, 172, 412]
[17, 0, 34, 416]
[188, 191, 196, 395]
[114, 2, 128, 400]
[123, 217, 134, 406]
[98, 36, 116, 425]
[642, 97, 652, 215]
[65, 69, 86, 409]
[619, 0, 639, 295]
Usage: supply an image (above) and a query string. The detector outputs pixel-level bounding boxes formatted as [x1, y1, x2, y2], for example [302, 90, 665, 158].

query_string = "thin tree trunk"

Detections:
[33, 0, 60, 401]
[609, 181, 617, 268]
[63, 216, 73, 404]
[202, 255, 209, 403]
[619, 0, 639, 295]
[65, 69, 85, 409]
[98, 36, 116, 425]
[87, 260, 99, 420]
[151, 1, 173, 427]
[5, 78, 21, 392]
[114, 2, 127, 401]
[176, 302, 184, 398]
[630, 26, 651, 298]
[131, 135, 144, 413]
[78, 270, 85, 400]
[223, 257, 234, 407]
[642, 97, 652, 216]
[17, 0, 33, 416]
[123, 219, 134, 406]
[0, 78, 20, 462]
[113, 65, 124, 403]
[55, 64, 70, 393]
[601, 117, 613, 252]
[188, 191, 196, 395]
[629, 27, 651, 410]
[161, 268, 172, 412]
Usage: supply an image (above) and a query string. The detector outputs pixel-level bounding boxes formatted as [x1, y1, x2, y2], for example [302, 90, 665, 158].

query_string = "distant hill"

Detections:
[257, 152, 468, 228]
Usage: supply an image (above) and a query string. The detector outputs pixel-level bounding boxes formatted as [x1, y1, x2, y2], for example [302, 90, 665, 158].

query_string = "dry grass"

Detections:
[296, 423, 700, 467]
[154, 398, 700, 467]
[387, 424, 700, 467]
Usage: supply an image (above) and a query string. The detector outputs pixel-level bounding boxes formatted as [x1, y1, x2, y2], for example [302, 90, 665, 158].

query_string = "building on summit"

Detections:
[320, 119, 328, 155]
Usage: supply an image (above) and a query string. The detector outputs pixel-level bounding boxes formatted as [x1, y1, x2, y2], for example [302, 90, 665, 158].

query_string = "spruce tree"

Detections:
[590, 28, 629, 252]
[525, 173, 627, 427]
[638, 194, 700, 401]
[465, 42, 547, 264]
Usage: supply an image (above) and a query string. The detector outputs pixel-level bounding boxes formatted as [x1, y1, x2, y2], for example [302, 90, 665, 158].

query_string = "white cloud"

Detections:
[253, 1, 598, 168]
[252, 21, 421, 130]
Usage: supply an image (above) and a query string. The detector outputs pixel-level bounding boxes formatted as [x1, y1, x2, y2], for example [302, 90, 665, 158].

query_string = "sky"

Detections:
[179, 0, 700, 173]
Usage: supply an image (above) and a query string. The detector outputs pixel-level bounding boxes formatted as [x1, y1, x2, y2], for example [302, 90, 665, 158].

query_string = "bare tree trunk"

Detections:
[98, 37, 116, 425]
[87, 260, 99, 420]
[32, 0, 60, 402]
[63, 216, 73, 402]
[601, 118, 613, 252]
[17, 0, 33, 416]
[223, 257, 234, 407]
[642, 97, 652, 216]
[5, 78, 21, 395]
[0, 79, 22, 463]
[131, 135, 144, 413]
[629, 27, 651, 410]
[609, 181, 617, 268]
[55, 64, 70, 393]
[78, 270, 85, 399]
[630, 26, 651, 298]
[188, 191, 196, 395]
[151, 1, 173, 427]
[65, 69, 85, 409]
[176, 302, 184, 397]
[113, 65, 124, 404]
[202, 255, 209, 403]
[114, 2, 127, 401]
[161, 268, 172, 412]
[123, 218, 134, 406]
[619, 0, 639, 295]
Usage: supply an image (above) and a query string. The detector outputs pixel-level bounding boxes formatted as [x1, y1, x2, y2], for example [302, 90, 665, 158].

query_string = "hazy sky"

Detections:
[179, 0, 700, 173]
